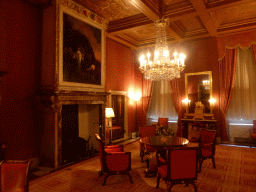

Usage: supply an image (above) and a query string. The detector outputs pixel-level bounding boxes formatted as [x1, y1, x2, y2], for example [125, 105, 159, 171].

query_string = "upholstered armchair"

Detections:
[158, 117, 168, 127]
[156, 147, 199, 192]
[0, 160, 31, 192]
[139, 125, 157, 163]
[95, 134, 133, 186]
[249, 127, 256, 148]
[198, 129, 217, 172]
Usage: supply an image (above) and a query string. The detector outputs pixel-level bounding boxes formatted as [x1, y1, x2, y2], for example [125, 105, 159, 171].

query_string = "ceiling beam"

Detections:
[207, 0, 255, 10]
[129, 0, 182, 40]
[107, 14, 152, 33]
[190, 0, 217, 37]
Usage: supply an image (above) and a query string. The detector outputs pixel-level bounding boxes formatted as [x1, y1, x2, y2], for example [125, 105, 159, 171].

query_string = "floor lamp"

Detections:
[105, 108, 115, 144]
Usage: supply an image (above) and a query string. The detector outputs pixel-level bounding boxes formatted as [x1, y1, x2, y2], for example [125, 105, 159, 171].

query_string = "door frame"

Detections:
[109, 90, 128, 142]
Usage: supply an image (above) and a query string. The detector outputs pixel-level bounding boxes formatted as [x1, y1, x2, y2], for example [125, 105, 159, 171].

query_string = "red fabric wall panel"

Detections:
[106, 38, 142, 133]
[0, 0, 42, 160]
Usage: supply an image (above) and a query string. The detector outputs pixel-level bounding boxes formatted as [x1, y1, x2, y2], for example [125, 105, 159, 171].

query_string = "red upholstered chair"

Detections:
[198, 129, 217, 172]
[249, 121, 256, 148]
[139, 125, 157, 162]
[158, 118, 168, 127]
[95, 134, 133, 186]
[156, 147, 199, 192]
[0, 160, 31, 192]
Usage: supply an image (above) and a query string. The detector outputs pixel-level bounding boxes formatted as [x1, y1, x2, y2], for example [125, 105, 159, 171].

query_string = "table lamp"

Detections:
[105, 108, 115, 144]
[105, 108, 115, 127]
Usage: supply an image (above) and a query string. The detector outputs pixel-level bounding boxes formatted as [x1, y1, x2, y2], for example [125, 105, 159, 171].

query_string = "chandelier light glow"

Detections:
[139, 18, 186, 81]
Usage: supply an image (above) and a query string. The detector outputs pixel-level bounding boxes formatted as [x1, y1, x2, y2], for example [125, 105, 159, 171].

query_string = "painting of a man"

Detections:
[63, 12, 101, 85]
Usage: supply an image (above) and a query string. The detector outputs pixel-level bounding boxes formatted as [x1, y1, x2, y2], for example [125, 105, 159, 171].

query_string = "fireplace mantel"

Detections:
[38, 89, 109, 168]
[38, 89, 110, 105]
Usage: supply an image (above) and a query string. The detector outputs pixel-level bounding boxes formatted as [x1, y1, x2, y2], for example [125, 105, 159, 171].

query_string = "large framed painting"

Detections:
[58, 3, 106, 91]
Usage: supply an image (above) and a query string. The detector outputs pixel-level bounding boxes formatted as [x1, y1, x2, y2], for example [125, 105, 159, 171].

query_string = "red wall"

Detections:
[0, 0, 246, 160]
[0, 0, 42, 160]
[105, 38, 143, 133]
[180, 37, 220, 130]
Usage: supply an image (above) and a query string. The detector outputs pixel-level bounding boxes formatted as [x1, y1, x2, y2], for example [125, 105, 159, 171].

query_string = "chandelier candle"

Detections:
[139, 18, 186, 81]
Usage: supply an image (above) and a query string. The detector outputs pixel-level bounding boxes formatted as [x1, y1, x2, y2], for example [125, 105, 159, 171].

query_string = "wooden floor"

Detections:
[30, 137, 140, 179]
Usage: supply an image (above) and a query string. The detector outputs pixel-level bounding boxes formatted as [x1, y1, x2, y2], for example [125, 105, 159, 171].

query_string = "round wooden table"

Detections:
[140, 135, 189, 177]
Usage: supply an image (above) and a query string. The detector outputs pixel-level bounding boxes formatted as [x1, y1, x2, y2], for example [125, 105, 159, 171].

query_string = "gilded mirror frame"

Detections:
[184, 71, 213, 118]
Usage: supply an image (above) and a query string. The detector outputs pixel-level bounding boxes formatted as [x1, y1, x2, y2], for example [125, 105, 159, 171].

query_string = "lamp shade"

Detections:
[105, 108, 115, 118]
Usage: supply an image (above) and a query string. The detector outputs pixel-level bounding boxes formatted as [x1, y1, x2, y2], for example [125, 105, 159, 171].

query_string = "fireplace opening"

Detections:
[61, 104, 100, 165]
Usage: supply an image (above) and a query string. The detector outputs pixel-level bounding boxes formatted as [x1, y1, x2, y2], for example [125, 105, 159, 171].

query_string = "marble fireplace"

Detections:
[38, 90, 109, 168]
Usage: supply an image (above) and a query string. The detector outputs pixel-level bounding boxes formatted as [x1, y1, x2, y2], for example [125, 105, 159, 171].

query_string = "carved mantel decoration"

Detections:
[37, 89, 109, 168]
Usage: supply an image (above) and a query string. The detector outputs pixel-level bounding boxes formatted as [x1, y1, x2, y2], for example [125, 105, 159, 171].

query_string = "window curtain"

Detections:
[147, 80, 178, 121]
[219, 48, 237, 142]
[252, 44, 256, 63]
[169, 78, 183, 137]
[142, 78, 153, 123]
[226, 47, 256, 123]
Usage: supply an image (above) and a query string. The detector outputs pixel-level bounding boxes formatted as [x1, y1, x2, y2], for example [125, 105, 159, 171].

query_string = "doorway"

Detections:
[109, 91, 128, 142]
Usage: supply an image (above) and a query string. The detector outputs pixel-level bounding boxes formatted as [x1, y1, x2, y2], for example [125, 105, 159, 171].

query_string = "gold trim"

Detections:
[184, 71, 213, 118]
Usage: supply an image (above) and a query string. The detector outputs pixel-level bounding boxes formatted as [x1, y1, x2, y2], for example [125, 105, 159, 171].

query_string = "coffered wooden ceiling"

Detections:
[73, 0, 256, 49]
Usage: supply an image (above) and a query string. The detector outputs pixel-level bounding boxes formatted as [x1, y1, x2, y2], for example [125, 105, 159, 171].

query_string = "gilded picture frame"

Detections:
[58, 2, 106, 91]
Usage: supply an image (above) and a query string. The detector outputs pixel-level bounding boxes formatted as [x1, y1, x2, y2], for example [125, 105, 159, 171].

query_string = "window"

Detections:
[147, 80, 178, 122]
[227, 47, 256, 124]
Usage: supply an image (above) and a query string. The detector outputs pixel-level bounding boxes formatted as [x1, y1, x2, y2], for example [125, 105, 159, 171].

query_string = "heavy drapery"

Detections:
[169, 78, 183, 137]
[219, 48, 237, 142]
[226, 47, 256, 123]
[142, 78, 153, 124]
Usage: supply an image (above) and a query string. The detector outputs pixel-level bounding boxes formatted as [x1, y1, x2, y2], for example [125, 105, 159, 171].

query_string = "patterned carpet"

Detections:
[29, 141, 256, 192]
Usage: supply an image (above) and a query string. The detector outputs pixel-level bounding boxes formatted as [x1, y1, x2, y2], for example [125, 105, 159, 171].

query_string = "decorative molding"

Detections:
[58, 0, 108, 27]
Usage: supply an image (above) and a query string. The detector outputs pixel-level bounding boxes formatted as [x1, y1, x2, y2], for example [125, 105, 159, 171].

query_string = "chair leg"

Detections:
[128, 173, 133, 184]
[156, 175, 160, 188]
[141, 152, 144, 162]
[198, 159, 203, 173]
[99, 170, 104, 176]
[103, 174, 110, 186]
[212, 157, 216, 168]
[192, 183, 198, 192]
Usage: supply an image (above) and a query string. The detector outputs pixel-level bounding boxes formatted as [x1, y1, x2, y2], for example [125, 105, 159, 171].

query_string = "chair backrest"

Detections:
[199, 129, 217, 145]
[139, 125, 157, 138]
[158, 118, 168, 127]
[167, 147, 199, 181]
[252, 120, 256, 133]
[95, 134, 105, 172]
[0, 160, 31, 192]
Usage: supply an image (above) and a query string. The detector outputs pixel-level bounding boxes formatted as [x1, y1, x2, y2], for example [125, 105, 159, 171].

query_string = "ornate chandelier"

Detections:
[139, 18, 186, 81]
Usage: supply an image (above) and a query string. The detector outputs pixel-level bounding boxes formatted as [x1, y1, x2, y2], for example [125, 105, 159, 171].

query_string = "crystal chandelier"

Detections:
[139, 18, 186, 81]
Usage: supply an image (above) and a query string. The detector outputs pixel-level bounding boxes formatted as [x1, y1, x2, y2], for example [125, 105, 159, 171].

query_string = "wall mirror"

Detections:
[184, 71, 213, 117]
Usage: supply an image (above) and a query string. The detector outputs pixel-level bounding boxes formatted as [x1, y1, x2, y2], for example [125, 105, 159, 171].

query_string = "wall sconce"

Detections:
[209, 98, 216, 119]
[182, 98, 191, 106]
[128, 91, 142, 101]
[182, 98, 190, 118]
[128, 91, 141, 132]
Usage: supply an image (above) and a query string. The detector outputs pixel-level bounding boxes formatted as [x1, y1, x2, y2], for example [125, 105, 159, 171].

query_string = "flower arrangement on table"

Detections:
[155, 125, 174, 136]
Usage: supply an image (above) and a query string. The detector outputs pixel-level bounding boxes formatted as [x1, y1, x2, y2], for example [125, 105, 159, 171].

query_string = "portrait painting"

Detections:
[59, 6, 105, 89]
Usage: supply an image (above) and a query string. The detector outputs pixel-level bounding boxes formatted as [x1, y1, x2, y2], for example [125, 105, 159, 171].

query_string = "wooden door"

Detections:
[111, 95, 125, 140]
